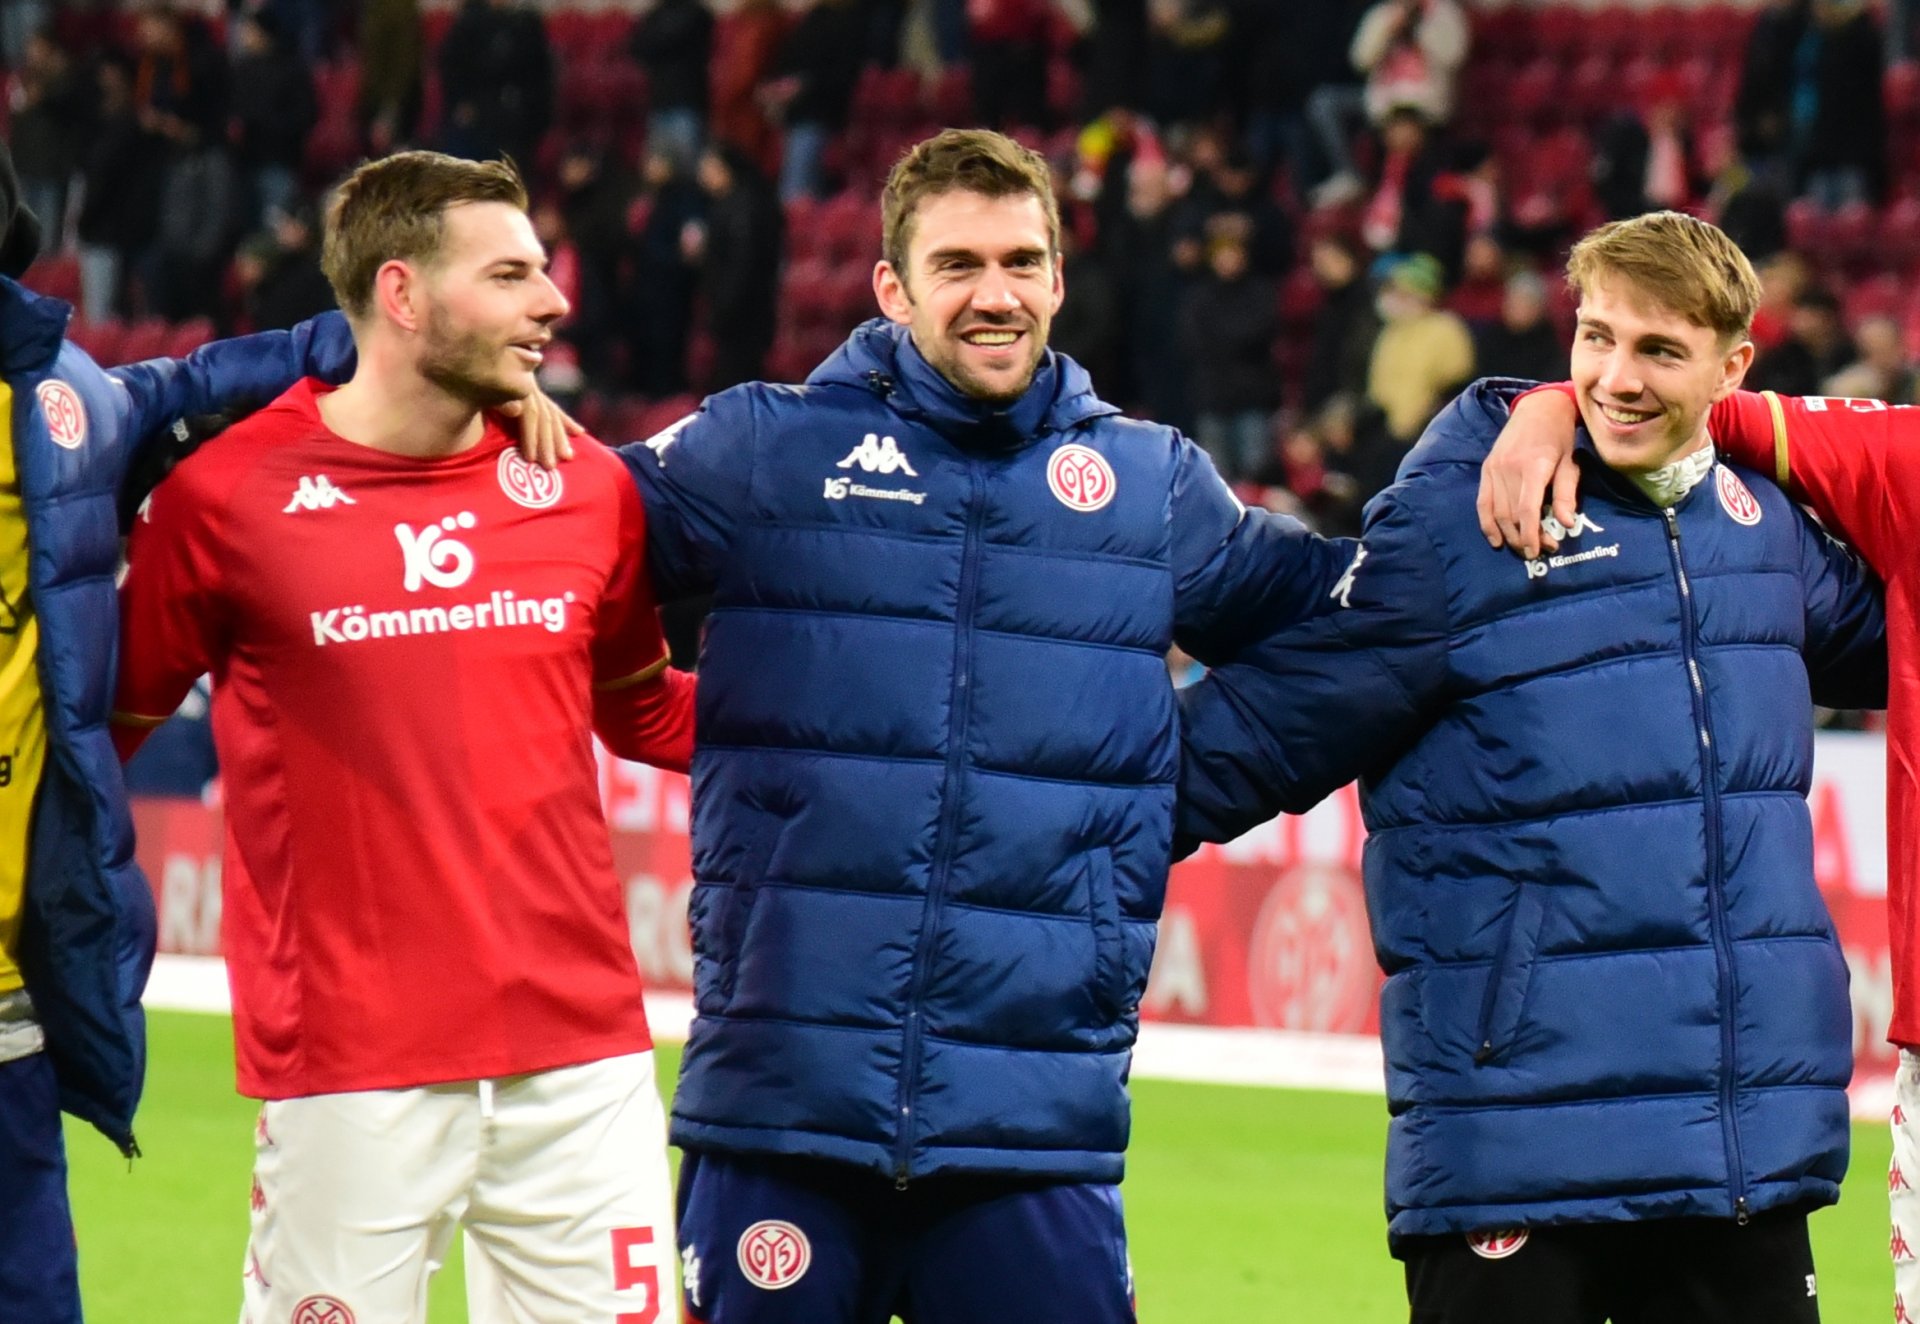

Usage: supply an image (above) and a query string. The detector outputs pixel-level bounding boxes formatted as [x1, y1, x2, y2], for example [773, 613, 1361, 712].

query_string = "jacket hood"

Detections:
[807, 318, 1119, 450]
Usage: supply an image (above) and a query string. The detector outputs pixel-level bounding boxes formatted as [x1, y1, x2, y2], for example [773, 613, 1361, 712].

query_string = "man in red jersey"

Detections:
[1476, 256, 1920, 1316]
[110, 152, 692, 1324]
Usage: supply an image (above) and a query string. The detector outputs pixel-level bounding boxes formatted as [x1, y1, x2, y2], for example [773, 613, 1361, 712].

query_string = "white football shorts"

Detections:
[238, 1051, 677, 1324]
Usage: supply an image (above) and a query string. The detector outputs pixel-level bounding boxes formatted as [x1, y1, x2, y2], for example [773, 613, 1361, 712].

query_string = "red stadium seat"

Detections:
[117, 319, 174, 366]
[816, 191, 881, 264]
[66, 318, 126, 367]
[1845, 272, 1906, 327]
[1566, 57, 1619, 121]
[167, 319, 216, 361]
[1278, 268, 1323, 329]
[1503, 59, 1559, 128]
[1584, 6, 1642, 63]
[929, 67, 974, 125]
[1529, 8, 1585, 64]
[1888, 62, 1920, 125]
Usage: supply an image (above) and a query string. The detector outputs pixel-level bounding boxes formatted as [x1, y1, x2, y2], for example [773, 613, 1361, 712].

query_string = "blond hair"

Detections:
[1565, 211, 1761, 343]
[321, 151, 529, 319]
[881, 129, 1060, 275]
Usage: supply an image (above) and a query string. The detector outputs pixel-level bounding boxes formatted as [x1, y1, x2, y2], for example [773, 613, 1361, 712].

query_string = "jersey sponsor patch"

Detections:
[498, 448, 563, 509]
[37, 380, 86, 450]
[1466, 1229, 1529, 1260]
[1047, 443, 1115, 512]
[1716, 466, 1762, 526]
[737, 1220, 811, 1290]
[291, 1296, 355, 1324]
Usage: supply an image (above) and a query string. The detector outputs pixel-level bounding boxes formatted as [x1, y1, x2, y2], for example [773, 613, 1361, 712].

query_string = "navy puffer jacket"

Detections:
[1179, 379, 1887, 1240]
[623, 319, 1350, 1183]
[7, 280, 352, 1149]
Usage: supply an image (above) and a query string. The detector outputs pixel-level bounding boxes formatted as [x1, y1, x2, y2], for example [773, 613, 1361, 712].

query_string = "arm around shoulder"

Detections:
[1175, 490, 1451, 851]
[616, 387, 758, 601]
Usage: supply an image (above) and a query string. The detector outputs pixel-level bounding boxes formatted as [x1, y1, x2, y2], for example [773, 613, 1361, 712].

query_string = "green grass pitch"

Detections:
[68, 1011, 1897, 1321]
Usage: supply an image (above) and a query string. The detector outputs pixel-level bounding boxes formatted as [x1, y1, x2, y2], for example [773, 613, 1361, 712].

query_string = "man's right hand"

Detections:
[1477, 387, 1584, 559]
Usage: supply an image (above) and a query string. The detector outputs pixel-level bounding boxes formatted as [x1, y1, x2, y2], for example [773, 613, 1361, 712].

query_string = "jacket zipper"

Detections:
[893, 461, 988, 1187]
[1663, 506, 1751, 1225]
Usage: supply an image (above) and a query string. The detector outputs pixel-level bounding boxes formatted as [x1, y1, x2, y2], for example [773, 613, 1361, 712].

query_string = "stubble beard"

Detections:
[419, 304, 527, 411]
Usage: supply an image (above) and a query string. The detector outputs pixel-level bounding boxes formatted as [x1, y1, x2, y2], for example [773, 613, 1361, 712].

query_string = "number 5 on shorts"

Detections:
[613, 1226, 661, 1324]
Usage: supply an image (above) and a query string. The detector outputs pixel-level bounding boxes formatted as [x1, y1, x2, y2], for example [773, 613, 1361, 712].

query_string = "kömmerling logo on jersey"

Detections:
[308, 509, 574, 647]
[837, 433, 918, 477]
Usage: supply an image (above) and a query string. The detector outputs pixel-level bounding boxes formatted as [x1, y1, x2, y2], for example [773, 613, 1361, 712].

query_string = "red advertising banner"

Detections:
[135, 735, 1901, 1103]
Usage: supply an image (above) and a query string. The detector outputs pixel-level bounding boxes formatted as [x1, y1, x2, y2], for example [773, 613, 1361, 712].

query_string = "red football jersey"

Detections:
[115, 380, 674, 1098]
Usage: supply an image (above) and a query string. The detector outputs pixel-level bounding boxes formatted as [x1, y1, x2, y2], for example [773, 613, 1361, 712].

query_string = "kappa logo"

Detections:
[643, 412, 698, 458]
[37, 380, 86, 450]
[1467, 1229, 1529, 1260]
[837, 433, 919, 477]
[1330, 545, 1368, 608]
[283, 475, 356, 513]
[395, 513, 478, 591]
[1716, 465, 1763, 526]
[1047, 443, 1115, 512]
[291, 1297, 355, 1324]
[498, 449, 562, 509]
[682, 1244, 704, 1311]
[738, 1220, 811, 1290]
[1540, 510, 1604, 541]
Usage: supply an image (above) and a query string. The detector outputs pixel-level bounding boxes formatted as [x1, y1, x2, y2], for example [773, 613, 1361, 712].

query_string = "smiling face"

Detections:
[873, 188, 1064, 405]
[409, 201, 568, 408]
[1570, 276, 1753, 474]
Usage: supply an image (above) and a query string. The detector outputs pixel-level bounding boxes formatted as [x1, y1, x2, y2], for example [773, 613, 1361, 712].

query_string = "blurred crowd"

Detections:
[6, 0, 1916, 556]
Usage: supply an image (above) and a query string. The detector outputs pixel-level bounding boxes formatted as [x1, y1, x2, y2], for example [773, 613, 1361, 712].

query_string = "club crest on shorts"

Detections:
[37, 380, 86, 450]
[737, 1219, 811, 1290]
[1047, 443, 1115, 512]
[1716, 466, 1762, 526]
[1467, 1229, 1529, 1260]
[498, 448, 563, 509]
[291, 1295, 355, 1324]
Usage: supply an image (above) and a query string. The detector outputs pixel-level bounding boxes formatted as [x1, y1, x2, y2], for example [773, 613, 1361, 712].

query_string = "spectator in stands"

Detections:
[630, 0, 714, 174]
[1309, 0, 1465, 206]
[1593, 91, 1706, 222]
[10, 30, 86, 251]
[1473, 269, 1562, 386]
[1366, 251, 1473, 447]
[1359, 106, 1450, 258]
[76, 55, 162, 324]
[1181, 233, 1277, 481]
[1294, 1, 1378, 204]
[239, 199, 334, 332]
[1107, 149, 1193, 428]
[1736, 0, 1809, 176]
[765, 0, 866, 202]
[132, 7, 229, 143]
[1796, 0, 1888, 207]
[1048, 224, 1122, 393]
[1824, 314, 1916, 403]
[1082, 0, 1149, 115]
[1750, 286, 1854, 395]
[1251, 398, 1368, 537]
[1303, 232, 1378, 413]
[357, 0, 423, 153]
[1186, 145, 1291, 277]
[629, 149, 703, 396]
[689, 143, 783, 390]
[1145, 0, 1233, 128]
[1239, 0, 1369, 186]
[1713, 161, 1791, 263]
[438, 0, 554, 170]
[710, 0, 788, 180]
[228, 11, 318, 228]
[968, 0, 1053, 130]
[1749, 249, 1811, 353]
[556, 144, 640, 386]
[142, 115, 243, 326]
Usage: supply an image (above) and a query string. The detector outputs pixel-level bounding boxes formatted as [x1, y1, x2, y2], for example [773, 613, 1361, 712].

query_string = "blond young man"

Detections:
[113, 152, 692, 1324]
[1178, 212, 1887, 1322]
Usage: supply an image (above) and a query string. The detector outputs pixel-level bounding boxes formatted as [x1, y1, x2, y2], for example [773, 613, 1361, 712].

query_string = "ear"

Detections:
[373, 258, 425, 334]
[1048, 256, 1065, 317]
[873, 260, 913, 326]
[1713, 338, 1756, 401]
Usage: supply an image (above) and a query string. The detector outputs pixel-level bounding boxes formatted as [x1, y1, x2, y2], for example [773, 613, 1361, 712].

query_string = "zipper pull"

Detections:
[1735, 1196, 1751, 1226]
[1663, 507, 1680, 539]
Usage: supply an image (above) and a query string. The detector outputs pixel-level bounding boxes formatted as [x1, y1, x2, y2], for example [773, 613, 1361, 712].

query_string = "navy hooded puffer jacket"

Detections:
[1179, 379, 1887, 1241]
[623, 319, 1352, 1184]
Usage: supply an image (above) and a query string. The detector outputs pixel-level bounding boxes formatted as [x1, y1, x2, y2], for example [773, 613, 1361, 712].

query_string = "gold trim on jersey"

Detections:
[1763, 390, 1790, 487]
[592, 654, 672, 692]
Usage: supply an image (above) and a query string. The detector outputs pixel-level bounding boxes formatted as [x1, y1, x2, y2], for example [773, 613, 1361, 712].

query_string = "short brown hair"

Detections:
[1565, 211, 1761, 343]
[880, 129, 1060, 275]
[321, 151, 529, 319]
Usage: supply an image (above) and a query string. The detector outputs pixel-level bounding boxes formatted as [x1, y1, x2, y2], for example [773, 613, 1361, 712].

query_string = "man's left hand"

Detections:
[498, 390, 583, 469]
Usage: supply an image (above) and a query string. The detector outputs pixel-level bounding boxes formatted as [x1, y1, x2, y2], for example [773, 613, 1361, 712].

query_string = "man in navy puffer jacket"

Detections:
[624, 129, 1352, 1323]
[1178, 212, 1886, 1322]
[0, 178, 354, 1317]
